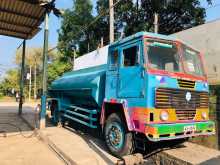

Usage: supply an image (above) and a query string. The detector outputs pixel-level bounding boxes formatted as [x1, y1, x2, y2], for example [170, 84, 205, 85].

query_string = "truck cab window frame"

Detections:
[146, 39, 183, 73]
[181, 45, 205, 77]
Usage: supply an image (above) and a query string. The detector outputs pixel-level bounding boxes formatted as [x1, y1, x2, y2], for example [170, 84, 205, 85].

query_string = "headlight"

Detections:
[160, 111, 169, 121]
[202, 112, 207, 120]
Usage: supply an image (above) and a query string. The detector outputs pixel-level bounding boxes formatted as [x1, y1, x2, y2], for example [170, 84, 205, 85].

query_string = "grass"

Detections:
[0, 96, 15, 102]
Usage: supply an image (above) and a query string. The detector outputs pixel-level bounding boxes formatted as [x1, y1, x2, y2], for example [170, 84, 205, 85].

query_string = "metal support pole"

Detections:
[109, 0, 114, 43]
[34, 61, 37, 101]
[154, 12, 159, 33]
[18, 40, 26, 115]
[40, 12, 49, 129]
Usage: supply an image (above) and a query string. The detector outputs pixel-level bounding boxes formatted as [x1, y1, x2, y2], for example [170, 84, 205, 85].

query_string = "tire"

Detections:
[104, 113, 134, 158]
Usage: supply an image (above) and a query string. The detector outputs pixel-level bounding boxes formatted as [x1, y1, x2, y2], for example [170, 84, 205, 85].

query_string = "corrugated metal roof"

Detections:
[0, 0, 47, 39]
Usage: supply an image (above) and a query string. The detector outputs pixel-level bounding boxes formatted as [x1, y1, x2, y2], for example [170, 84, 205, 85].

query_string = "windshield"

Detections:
[182, 45, 204, 77]
[147, 40, 182, 73]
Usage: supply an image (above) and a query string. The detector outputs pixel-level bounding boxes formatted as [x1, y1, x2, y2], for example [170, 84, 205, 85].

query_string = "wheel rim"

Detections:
[107, 122, 124, 150]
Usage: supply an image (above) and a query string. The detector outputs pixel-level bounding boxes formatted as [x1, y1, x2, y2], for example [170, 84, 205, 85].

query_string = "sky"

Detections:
[0, 0, 220, 78]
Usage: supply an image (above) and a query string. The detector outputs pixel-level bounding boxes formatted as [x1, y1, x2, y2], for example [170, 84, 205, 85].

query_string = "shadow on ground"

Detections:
[0, 105, 36, 137]
[57, 118, 187, 164]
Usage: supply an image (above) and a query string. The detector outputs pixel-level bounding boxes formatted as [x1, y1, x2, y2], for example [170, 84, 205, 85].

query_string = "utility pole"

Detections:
[28, 66, 32, 102]
[40, 12, 49, 129]
[18, 40, 26, 115]
[72, 49, 76, 70]
[34, 60, 37, 101]
[154, 12, 159, 33]
[88, 43, 90, 53]
[109, 0, 114, 43]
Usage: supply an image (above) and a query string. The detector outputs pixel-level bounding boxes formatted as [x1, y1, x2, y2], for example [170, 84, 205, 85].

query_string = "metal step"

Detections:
[61, 103, 98, 129]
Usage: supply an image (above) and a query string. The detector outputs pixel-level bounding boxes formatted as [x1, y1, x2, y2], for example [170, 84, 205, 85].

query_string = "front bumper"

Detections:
[145, 121, 215, 142]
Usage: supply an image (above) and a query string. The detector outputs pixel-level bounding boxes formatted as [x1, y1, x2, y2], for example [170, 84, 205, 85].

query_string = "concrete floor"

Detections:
[21, 102, 220, 165]
[2, 102, 220, 165]
[0, 136, 64, 165]
[0, 102, 64, 165]
[21, 103, 120, 165]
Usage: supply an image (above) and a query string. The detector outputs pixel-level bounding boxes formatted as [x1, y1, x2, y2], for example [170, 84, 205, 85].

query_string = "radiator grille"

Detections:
[155, 88, 209, 120]
[178, 79, 195, 89]
[175, 109, 196, 120]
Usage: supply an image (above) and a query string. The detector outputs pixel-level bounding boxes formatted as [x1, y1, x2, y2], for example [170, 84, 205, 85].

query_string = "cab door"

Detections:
[117, 42, 145, 98]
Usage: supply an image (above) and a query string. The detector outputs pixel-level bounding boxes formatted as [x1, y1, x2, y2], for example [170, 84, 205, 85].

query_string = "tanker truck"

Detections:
[49, 32, 215, 157]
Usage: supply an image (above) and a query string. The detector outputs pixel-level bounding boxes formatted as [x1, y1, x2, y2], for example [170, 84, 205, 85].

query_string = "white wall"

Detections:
[171, 19, 220, 85]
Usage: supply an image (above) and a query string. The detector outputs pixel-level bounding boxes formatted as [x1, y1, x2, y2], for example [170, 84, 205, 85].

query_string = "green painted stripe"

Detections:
[148, 121, 215, 135]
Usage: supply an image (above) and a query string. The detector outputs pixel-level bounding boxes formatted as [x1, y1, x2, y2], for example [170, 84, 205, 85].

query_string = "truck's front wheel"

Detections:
[104, 113, 134, 158]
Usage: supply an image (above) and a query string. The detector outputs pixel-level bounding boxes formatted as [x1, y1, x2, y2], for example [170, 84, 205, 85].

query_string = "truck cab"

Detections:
[102, 32, 215, 156]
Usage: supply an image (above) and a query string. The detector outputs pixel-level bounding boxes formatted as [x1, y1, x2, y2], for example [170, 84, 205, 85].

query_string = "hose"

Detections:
[0, 122, 37, 138]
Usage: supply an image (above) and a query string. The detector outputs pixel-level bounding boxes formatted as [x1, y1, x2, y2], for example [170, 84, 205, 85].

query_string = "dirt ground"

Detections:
[0, 102, 64, 165]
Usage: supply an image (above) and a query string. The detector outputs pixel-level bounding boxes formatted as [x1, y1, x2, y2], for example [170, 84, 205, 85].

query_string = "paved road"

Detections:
[0, 102, 64, 165]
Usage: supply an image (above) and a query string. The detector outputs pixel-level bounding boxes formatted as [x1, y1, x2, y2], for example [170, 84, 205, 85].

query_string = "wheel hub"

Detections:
[108, 124, 124, 149]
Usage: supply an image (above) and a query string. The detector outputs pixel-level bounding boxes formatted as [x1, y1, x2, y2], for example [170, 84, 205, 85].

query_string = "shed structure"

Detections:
[0, 0, 46, 39]
[0, 0, 50, 128]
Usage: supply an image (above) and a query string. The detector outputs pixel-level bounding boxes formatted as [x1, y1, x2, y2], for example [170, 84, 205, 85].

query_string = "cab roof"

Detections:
[110, 32, 177, 47]
[110, 31, 200, 52]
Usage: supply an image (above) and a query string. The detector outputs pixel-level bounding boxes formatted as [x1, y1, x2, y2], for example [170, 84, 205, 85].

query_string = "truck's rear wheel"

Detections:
[104, 113, 134, 158]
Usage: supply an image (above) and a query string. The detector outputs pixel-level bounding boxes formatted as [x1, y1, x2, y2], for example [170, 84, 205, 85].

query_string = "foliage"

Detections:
[58, 0, 212, 57]
[0, 69, 20, 95]
[15, 47, 68, 85]
[48, 54, 72, 84]
[210, 85, 220, 96]
[98, 0, 212, 36]
[0, 47, 72, 98]
[15, 47, 56, 67]
[58, 0, 99, 56]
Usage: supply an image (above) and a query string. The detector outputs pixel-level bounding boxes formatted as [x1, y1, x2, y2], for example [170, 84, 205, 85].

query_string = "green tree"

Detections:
[59, 0, 211, 57]
[123, 0, 212, 35]
[97, 0, 212, 37]
[0, 69, 20, 95]
[15, 47, 72, 98]
[48, 58, 72, 84]
[58, 0, 98, 56]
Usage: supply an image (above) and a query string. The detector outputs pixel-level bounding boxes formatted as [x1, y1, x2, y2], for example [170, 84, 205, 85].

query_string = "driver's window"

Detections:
[123, 46, 139, 67]
[109, 50, 118, 70]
